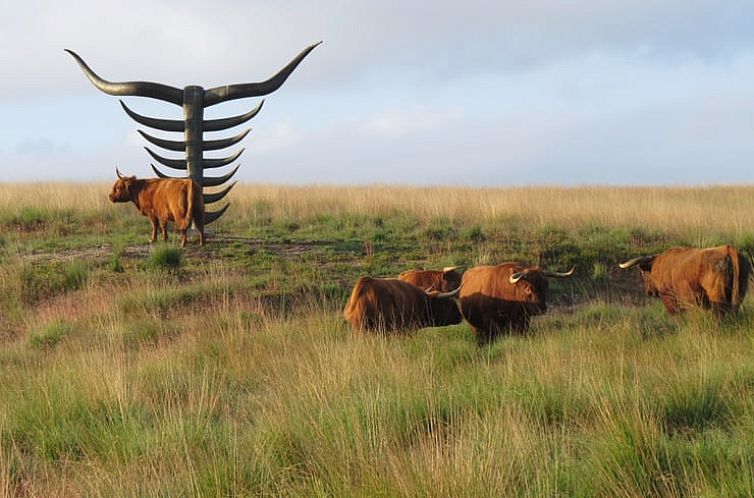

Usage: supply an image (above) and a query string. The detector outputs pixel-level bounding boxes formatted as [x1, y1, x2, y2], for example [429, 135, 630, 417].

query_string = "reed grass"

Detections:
[1, 182, 754, 495]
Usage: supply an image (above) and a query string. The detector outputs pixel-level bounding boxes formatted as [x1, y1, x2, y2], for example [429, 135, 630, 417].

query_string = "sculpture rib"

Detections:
[203, 182, 237, 204]
[138, 130, 186, 152]
[203, 101, 264, 131]
[204, 149, 245, 169]
[144, 147, 186, 170]
[120, 101, 185, 132]
[203, 165, 240, 186]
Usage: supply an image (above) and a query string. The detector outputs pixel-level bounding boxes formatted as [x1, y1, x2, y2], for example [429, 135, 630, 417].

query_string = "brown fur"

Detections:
[109, 176, 205, 247]
[629, 245, 750, 315]
[458, 263, 551, 342]
[398, 269, 462, 292]
[343, 277, 462, 333]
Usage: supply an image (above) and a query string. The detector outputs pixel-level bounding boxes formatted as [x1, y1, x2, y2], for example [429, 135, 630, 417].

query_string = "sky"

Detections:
[1, 0, 753, 185]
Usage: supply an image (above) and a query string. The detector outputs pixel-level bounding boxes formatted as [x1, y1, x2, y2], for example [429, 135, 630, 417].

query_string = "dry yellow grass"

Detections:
[1, 182, 753, 236]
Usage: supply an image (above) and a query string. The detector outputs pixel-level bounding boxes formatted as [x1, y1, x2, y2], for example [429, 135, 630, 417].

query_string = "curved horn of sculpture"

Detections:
[204, 204, 230, 224]
[204, 149, 245, 169]
[203, 182, 237, 204]
[618, 256, 654, 269]
[65, 50, 184, 106]
[203, 42, 322, 107]
[144, 147, 186, 170]
[120, 101, 184, 132]
[150, 163, 180, 179]
[203, 129, 251, 151]
[203, 165, 240, 187]
[203, 101, 264, 131]
[138, 130, 186, 152]
[542, 267, 576, 278]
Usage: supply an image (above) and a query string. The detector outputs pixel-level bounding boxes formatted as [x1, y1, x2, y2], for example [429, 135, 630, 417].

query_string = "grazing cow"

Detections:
[343, 277, 462, 333]
[108, 168, 204, 247]
[458, 263, 575, 342]
[398, 266, 463, 292]
[618, 245, 750, 315]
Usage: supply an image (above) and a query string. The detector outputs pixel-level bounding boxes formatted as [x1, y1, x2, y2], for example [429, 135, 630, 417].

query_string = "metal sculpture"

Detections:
[66, 42, 320, 224]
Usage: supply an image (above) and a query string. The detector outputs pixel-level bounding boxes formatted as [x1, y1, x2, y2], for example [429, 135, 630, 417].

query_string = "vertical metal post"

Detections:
[183, 85, 204, 188]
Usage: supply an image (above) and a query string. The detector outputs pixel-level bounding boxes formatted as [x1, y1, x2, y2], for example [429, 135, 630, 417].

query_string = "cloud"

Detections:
[1, 0, 753, 185]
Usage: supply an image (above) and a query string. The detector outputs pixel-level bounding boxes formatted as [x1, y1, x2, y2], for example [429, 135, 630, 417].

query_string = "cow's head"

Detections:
[618, 256, 657, 296]
[426, 287, 463, 326]
[439, 266, 463, 292]
[109, 167, 136, 203]
[508, 266, 576, 314]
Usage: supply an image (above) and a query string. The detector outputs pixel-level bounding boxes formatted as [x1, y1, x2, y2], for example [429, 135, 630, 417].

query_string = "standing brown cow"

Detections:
[343, 277, 462, 333]
[398, 266, 463, 292]
[618, 245, 749, 315]
[458, 263, 575, 342]
[108, 168, 205, 247]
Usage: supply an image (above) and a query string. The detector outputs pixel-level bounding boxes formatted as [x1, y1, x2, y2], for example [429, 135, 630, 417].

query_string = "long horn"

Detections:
[618, 256, 653, 269]
[116, 166, 124, 179]
[442, 266, 464, 273]
[542, 267, 576, 278]
[65, 50, 184, 106]
[203, 42, 322, 107]
[435, 287, 461, 299]
[509, 271, 526, 284]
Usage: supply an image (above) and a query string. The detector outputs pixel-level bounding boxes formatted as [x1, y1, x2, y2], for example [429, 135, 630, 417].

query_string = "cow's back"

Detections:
[653, 246, 750, 310]
[399, 270, 443, 292]
[343, 277, 429, 331]
[459, 264, 520, 329]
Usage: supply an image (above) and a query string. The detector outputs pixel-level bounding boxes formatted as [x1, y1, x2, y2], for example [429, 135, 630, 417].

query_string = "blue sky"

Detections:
[1, 0, 753, 185]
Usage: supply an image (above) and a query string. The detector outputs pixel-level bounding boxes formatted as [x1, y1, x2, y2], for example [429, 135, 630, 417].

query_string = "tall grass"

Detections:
[2, 182, 754, 237]
[2, 183, 754, 495]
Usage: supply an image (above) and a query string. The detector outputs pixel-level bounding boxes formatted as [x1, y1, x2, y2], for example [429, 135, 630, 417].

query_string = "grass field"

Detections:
[1, 183, 754, 496]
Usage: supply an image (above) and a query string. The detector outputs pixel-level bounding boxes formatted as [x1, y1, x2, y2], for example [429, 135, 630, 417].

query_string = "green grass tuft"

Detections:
[146, 245, 182, 270]
[29, 320, 74, 349]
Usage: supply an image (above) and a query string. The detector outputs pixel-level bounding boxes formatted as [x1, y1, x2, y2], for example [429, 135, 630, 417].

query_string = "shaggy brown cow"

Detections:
[108, 168, 204, 247]
[343, 277, 462, 333]
[398, 266, 463, 292]
[619, 245, 750, 315]
[458, 263, 575, 342]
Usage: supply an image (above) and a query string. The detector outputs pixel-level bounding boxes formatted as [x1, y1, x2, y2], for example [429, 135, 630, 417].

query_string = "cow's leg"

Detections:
[149, 217, 158, 243]
[177, 220, 188, 247]
[195, 219, 205, 246]
[512, 315, 531, 335]
[661, 296, 680, 314]
[473, 327, 493, 346]
[160, 219, 168, 242]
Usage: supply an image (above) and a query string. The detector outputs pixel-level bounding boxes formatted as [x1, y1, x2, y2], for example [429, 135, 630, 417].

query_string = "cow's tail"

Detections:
[343, 277, 368, 329]
[728, 245, 750, 310]
[187, 181, 196, 229]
